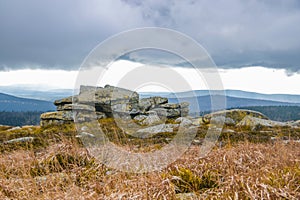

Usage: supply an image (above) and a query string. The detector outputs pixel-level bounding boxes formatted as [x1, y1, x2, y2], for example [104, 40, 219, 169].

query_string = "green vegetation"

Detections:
[169, 167, 219, 194]
[0, 123, 78, 152]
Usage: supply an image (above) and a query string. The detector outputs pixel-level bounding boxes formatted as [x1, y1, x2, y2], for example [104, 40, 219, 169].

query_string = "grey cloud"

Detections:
[0, 0, 150, 70]
[0, 0, 300, 73]
[122, 0, 300, 72]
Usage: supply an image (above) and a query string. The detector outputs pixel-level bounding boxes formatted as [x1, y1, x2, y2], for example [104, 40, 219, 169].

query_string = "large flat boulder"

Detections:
[57, 104, 96, 112]
[203, 109, 268, 125]
[54, 96, 73, 106]
[77, 85, 139, 115]
[237, 116, 287, 130]
[77, 85, 139, 104]
[134, 111, 162, 126]
[40, 111, 73, 121]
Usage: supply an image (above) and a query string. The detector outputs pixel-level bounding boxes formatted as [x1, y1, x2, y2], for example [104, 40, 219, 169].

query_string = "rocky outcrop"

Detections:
[201, 109, 300, 130]
[134, 112, 162, 126]
[202, 109, 268, 125]
[175, 117, 193, 127]
[237, 116, 289, 130]
[40, 111, 72, 126]
[40, 85, 189, 127]
[287, 120, 300, 127]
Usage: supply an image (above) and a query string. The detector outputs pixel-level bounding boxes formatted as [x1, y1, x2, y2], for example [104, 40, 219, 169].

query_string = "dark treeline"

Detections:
[195, 106, 300, 122]
[0, 111, 43, 126]
[0, 106, 299, 127]
[237, 106, 300, 122]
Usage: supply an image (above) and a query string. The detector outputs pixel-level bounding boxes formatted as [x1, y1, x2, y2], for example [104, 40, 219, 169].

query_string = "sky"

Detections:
[1, 60, 300, 94]
[0, 0, 299, 94]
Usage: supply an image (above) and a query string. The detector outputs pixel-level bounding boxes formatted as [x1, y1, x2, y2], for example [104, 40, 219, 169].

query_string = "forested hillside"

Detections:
[238, 106, 300, 121]
[0, 93, 55, 112]
[0, 111, 42, 126]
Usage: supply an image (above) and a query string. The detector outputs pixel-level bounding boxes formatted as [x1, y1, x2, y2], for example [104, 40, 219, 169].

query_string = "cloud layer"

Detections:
[0, 0, 299, 73]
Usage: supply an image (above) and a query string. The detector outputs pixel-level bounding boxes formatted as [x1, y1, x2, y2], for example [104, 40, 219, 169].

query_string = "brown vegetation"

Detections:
[0, 119, 299, 199]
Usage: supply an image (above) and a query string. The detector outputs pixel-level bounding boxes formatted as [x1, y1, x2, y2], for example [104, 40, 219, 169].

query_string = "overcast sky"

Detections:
[0, 0, 300, 74]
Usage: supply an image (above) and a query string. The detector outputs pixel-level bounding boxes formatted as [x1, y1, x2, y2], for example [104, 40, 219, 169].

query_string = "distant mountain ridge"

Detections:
[140, 90, 300, 115]
[141, 90, 300, 103]
[0, 87, 299, 113]
[1, 85, 299, 104]
[0, 89, 299, 125]
[0, 93, 55, 112]
[168, 95, 300, 114]
[0, 85, 73, 101]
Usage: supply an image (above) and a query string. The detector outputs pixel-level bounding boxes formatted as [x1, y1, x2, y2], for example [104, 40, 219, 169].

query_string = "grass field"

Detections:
[0, 119, 299, 199]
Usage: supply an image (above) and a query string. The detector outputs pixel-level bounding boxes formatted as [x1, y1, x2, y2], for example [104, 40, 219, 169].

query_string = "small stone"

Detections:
[222, 128, 235, 133]
[81, 126, 88, 131]
[8, 126, 21, 131]
[193, 139, 201, 144]
[75, 132, 95, 138]
[175, 193, 197, 200]
[5, 137, 35, 144]
[175, 117, 192, 127]
[140, 113, 162, 126]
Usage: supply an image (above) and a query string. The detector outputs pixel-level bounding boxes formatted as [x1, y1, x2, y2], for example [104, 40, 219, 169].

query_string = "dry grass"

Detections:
[0, 121, 299, 199]
[167, 142, 300, 199]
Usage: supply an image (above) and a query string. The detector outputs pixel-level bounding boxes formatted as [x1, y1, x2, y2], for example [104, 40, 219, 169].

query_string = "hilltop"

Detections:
[1, 87, 300, 126]
[0, 85, 299, 199]
[0, 110, 299, 199]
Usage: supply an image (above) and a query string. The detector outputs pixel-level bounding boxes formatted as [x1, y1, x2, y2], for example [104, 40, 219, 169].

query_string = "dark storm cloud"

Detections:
[0, 0, 150, 70]
[0, 0, 300, 73]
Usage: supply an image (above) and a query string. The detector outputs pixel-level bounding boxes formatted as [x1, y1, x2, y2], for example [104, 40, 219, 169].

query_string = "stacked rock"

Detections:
[40, 95, 101, 127]
[132, 97, 190, 126]
[40, 85, 189, 127]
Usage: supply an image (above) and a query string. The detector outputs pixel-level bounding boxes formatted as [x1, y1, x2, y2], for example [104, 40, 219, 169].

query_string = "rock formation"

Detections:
[40, 85, 189, 127]
[200, 109, 300, 130]
[40, 86, 300, 132]
[236, 115, 287, 130]
[201, 109, 269, 126]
